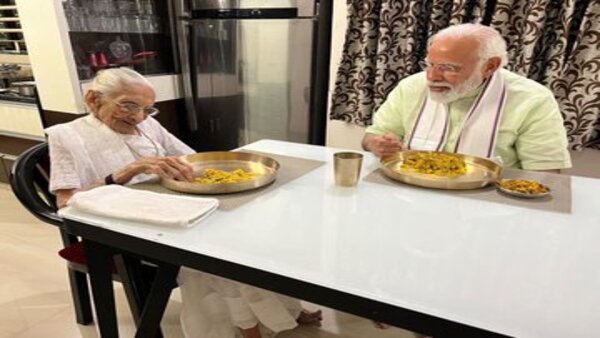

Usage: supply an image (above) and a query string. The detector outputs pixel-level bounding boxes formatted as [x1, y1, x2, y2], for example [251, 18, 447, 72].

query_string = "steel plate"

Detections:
[380, 151, 502, 190]
[496, 179, 551, 199]
[161, 152, 280, 194]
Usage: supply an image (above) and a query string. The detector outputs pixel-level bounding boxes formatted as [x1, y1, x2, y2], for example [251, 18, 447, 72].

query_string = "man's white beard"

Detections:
[427, 70, 485, 104]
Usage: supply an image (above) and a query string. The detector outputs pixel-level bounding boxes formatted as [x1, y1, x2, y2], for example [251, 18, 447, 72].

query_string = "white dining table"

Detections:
[60, 139, 600, 338]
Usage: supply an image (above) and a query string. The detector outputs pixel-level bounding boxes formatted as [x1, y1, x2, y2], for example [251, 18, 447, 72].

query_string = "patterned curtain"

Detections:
[330, 0, 600, 150]
[553, 0, 600, 149]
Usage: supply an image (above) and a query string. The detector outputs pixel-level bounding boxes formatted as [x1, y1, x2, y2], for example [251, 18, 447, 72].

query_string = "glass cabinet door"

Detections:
[62, 0, 176, 80]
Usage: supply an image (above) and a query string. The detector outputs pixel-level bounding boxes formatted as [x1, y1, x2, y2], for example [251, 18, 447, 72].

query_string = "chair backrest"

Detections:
[9, 142, 62, 226]
[11, 143, 174, 331]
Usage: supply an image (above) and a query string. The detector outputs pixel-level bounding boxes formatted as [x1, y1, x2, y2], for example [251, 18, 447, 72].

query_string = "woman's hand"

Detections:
[114, 156, 194, 184]
[57, 189, 78, 209]
[56, 157, 193, 208]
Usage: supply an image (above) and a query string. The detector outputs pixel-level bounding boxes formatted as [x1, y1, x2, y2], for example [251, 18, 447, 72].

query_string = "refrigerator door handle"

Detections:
[175, 0, 199, 131]
[189, 0, 316, 17]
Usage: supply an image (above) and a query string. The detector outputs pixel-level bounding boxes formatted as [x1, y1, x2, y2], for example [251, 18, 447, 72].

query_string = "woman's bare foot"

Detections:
[297, 309, 323, 326]
[239, 324, 262, 338]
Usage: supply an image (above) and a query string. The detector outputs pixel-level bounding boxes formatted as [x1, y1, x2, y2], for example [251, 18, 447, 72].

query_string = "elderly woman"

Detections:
[48, 69, 194, 208]
[47, 68, 321, 338]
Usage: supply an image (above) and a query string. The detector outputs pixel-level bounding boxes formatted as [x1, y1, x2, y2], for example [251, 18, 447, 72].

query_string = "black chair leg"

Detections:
[67, 267, 93, 325]
[85, 240, 119, 338]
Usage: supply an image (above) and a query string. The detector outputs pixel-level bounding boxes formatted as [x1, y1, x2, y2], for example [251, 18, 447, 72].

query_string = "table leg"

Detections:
[134, 264, 179, 338]
[84, 240, 119, 338]
[116, 255, 168, 338]
[113, 254, 146, 326]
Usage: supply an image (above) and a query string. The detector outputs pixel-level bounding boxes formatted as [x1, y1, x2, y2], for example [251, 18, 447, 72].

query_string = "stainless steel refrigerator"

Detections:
[175, 0, 330, 151]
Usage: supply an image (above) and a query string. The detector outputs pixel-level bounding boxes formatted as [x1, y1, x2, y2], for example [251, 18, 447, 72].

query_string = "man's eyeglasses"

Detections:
[418, 60, 462, 74]
[110, 100, 160, 118]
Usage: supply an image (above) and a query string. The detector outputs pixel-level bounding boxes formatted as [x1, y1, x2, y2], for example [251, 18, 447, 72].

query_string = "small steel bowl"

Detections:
[496, 179, 551, 199]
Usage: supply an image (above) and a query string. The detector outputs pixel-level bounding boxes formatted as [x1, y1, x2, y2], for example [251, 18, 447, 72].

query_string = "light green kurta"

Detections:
[365, 69, 572, 170]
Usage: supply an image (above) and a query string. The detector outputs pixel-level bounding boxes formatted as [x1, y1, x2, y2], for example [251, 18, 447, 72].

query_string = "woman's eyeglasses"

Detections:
[418, 60, 462, 75]
[109, 99, 160, 118]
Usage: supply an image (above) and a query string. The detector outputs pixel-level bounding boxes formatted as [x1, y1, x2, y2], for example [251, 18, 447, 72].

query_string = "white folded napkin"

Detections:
[67, 185, 219, 228]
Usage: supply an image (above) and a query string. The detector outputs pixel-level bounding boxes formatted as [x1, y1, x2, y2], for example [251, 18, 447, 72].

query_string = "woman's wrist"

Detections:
[111, 163, 142, 185]
[104, 173, 119, 185]
[107, 168, 131, 185]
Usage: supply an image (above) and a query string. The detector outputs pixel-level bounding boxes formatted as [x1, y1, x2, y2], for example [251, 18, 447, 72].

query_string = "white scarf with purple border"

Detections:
[405, 71, 507, 159]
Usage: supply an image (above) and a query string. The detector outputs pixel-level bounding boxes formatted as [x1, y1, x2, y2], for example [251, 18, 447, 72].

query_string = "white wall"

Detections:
[325, 1, 366, 151]
[17, 0, 84, 114]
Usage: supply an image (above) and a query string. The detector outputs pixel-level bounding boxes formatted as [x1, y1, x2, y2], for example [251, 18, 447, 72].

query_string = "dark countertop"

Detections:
[0, 92, 36, 104]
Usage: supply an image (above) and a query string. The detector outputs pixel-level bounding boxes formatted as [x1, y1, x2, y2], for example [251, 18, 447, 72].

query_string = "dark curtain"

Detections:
[330, 0, 600, 150]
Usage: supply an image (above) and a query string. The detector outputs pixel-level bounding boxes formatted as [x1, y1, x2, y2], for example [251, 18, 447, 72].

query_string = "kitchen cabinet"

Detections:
[63, 0, 177, 81]
[0, 0, 34, 91]
[0, 130, 43, 183]
[0, 1, 26, 55]
[0, 153, 11, 183]
[0, 101, 43, 137]
[15, 0, 182, 115]
[0, 101, 44, 183]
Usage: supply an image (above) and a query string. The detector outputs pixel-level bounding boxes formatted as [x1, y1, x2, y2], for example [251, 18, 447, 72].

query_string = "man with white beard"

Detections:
[362, 23, 571, 171]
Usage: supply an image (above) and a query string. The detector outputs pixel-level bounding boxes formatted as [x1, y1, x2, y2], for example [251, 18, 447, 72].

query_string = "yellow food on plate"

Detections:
[194, 168, 259, 184]
[401, 152, 467, 177]
[499, 179, 549, 194]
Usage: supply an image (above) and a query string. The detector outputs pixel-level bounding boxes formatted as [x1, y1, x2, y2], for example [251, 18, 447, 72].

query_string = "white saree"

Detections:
[47, 114, 303, 337]
[46, 114, 193, 192]
[178, 268, 302, 338]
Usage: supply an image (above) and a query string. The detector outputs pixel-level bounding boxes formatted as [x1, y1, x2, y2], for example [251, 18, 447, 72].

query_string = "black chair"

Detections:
[9, 142, 160, 331]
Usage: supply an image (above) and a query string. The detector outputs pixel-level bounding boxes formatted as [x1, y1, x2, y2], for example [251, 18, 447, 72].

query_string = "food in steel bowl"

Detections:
[193, 168, 259, 184]
[497, 179, 549, 195]
[401, 152, 467, 177]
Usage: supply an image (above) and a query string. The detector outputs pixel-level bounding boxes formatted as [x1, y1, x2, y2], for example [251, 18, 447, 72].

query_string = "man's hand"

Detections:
[114, 156, 194, 184]
[363, 133, 402, 158]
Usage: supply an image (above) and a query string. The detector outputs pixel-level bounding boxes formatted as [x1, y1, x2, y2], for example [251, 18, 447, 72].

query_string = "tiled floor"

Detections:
[0, 184, 415, 338]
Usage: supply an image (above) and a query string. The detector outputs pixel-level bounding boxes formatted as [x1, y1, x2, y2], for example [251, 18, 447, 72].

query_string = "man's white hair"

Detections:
[430, 23, 508, 67]
[90, 67, 154, 95]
